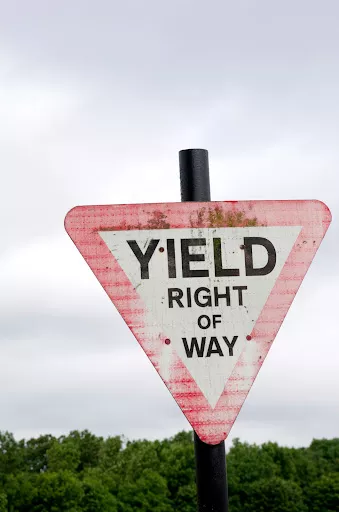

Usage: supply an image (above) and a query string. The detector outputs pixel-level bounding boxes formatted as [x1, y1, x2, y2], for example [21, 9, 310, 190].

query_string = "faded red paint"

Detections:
[65, 200, 331, 445]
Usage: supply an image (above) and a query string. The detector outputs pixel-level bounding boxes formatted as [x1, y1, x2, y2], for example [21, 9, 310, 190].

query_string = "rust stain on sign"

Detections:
[190, 205, 260, 228]
[208, 207, 259, 228]
[146, 210, 170, 229]
[97, 210, 170, 232]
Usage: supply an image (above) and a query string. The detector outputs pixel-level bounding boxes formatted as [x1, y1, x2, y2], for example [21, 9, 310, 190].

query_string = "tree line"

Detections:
[0, 429, 338, 511]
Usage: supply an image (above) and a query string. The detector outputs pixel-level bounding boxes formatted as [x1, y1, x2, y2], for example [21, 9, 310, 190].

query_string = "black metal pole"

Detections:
[179, 148, 228, 512]
[193, 433, 228, 512]
[179, 149, 211, 202]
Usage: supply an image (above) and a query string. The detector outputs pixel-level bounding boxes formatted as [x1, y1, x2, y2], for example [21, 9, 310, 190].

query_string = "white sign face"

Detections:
[100, 226, 301, 408]
[65, 200, 331, 444]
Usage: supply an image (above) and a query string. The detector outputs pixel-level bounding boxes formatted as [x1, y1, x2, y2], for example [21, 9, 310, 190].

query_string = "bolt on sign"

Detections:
[65, 200, 331, 444]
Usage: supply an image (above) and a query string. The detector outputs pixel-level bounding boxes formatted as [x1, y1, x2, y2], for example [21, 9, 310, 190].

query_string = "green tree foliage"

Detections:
[68, 430, 103, 472]
[25, 435, 56, 473]
[0, 433, 24, 482]
[47, 438, 81, 473]
[81, 474, 117, 512]
[0, 493, 7, 512]
[118, 469, 172, 512]
[5, 473, 37, 511]
[98, 436, 122, 473]
[306, 473, 339, 512]
[0, 429, 338, 511]
[33, 471, 84, 511]
[243, 477, 306, 512]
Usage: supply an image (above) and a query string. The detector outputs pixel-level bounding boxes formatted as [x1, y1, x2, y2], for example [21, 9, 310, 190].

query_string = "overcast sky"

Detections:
[0, 0, 338, 448]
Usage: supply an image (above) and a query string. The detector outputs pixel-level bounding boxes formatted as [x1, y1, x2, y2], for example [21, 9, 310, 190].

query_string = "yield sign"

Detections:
[65, 200, 331, 444]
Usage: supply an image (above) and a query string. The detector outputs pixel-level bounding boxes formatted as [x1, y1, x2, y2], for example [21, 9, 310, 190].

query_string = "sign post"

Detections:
[179, 148, 228, 511]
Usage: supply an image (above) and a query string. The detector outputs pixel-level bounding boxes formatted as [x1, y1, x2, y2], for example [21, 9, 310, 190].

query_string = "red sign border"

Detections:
[65, 200, 331, 444]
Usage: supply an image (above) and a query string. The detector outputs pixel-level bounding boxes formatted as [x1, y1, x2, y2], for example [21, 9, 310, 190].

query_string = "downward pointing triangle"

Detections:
[65, 200, 331, 444]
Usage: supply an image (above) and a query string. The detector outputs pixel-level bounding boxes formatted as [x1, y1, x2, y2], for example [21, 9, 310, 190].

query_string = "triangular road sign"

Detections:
[65, 200, 331, 444]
